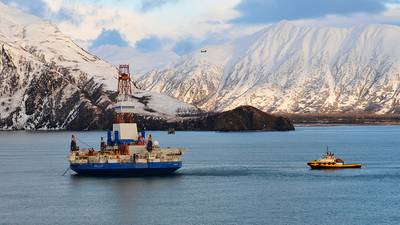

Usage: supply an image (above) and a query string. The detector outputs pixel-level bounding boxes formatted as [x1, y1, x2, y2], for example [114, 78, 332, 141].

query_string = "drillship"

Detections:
[68, 65, 183, 176]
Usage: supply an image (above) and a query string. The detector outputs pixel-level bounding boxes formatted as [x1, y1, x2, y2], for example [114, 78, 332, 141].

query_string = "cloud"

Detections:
[136, 36, 164, 52]
[3, 0, 399, 56]
[1, 0, 240, 53]
[90, 29, 129, 49]
[1, 0, 47, 17]
[53, 7, 78, 22]
[140, 0, 178, 12]
[232, 0, 390, 24]
[289, 3, 400, 27]
[11, 0, 236, 46]
[173, 38, 196, 55]
[1, 0, 79, 23]
[46, 0, 239, 51]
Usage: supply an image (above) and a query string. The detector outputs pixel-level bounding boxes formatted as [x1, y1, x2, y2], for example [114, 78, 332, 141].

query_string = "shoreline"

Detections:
[283, 113, 400, 127]
[3, 112, 400, 131]
[294, 122, 400, 127]
[1, 122, 400, 132]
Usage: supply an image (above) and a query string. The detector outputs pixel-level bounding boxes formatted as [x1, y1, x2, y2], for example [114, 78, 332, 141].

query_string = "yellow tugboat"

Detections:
[307, 150, 362, 169]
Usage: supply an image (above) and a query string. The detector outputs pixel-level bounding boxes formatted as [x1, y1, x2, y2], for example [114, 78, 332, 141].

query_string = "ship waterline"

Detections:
[70, 161, 182, 176]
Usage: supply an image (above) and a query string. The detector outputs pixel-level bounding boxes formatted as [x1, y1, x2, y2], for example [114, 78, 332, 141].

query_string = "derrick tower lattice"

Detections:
[117, 64, 132, 100]
[115, 64, 134, 123]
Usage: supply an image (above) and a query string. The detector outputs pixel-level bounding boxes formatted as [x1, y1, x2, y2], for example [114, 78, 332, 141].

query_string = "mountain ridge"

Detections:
[0, 2, 197, 130]
[139, 21, 400, 114]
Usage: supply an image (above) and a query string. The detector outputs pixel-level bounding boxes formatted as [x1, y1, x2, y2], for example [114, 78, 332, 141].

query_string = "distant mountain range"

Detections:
[2, 1, 400, 130]
[139, 21, 400, 114]
[0, 2, 196, 130]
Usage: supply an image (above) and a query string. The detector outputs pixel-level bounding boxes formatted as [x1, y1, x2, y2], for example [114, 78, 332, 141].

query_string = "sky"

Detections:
[2, 0, 400, 56]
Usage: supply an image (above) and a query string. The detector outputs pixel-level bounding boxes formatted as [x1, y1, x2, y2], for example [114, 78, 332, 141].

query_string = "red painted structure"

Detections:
[117, 64, 132, 97]
[115, 64, 134, 123]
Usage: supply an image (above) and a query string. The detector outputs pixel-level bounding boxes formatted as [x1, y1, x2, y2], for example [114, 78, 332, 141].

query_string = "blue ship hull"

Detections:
[70, 162, 182, 176]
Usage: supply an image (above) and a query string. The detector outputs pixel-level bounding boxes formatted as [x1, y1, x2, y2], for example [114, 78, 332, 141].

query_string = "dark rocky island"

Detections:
[133, 105, 295, 132]
[211, 105, 294, 131]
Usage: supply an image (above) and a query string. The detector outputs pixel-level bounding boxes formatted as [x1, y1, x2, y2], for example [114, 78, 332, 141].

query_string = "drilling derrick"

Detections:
[117, 64, 132, 100]
[115, 64, 134, 124]
[109, 65, 138, 149]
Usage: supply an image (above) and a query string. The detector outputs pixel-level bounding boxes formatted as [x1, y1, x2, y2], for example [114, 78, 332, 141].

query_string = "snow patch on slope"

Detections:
[0, 2, 117, 90]
[131, 90, 198, 119]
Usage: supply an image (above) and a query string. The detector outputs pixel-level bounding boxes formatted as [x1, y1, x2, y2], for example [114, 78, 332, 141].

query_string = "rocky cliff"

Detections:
[0, 2, 197, 130]
[0, 43, 113, 130]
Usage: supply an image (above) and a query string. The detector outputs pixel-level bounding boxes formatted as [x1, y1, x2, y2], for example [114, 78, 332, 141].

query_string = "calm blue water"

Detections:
[0, 126, 400, 225]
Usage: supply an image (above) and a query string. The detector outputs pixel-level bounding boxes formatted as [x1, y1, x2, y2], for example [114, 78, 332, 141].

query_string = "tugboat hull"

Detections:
[307, 163, 362, 169]
[70, 162, 182, 176]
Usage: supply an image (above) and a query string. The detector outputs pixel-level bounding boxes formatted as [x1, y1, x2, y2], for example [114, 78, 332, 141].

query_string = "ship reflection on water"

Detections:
[69, 174, 184, 224]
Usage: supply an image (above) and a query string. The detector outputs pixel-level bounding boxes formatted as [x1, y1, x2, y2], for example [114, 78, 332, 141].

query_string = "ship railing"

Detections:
[70, 150, 182, 164]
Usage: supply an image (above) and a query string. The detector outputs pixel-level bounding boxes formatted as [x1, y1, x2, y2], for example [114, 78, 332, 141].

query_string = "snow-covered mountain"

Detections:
[0, 2, 196, 130]
[139, 22, 400, 114]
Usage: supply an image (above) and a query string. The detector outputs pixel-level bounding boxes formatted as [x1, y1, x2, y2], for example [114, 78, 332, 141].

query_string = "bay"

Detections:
[0, 126, 399, 225]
